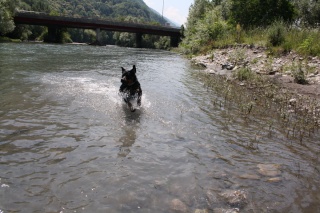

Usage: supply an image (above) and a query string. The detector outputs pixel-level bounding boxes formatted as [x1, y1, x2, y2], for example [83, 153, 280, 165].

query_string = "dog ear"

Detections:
[132, 65, 136, 74]
[121, 67, 126, 74]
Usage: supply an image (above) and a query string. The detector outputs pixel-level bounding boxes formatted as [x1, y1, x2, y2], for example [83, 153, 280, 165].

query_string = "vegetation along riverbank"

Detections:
[179, 0, 320, 143]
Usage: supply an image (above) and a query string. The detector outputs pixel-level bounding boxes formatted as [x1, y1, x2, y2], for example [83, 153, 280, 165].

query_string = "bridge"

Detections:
[13, 11, 181, 47]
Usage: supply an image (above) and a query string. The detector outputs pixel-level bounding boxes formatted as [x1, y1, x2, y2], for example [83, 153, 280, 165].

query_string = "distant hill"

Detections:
[19, 0, 173, 25]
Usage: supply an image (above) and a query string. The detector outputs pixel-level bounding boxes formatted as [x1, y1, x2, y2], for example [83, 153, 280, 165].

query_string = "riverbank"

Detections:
[191, 45, 320, 100]
[0, 37, 21, 43]
[190, 45, 320, 142]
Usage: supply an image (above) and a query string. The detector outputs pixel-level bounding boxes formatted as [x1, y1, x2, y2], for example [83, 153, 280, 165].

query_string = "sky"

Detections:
[143, 0, 194, 26]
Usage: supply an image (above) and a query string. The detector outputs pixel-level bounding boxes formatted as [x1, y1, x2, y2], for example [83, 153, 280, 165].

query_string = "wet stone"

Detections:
[194, 209, 209, 213]
[170, 198, 188, 212]
[239, 174, 260, 180]
[213, 208, 240, 213]
[267, 177, 282, 183]
[257, 164, 281, 177]
[206, 190, 218, 205]
[220, 190, 247, 208]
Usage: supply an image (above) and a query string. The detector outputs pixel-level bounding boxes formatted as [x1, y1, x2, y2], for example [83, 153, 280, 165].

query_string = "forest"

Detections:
[181, 0, 320, 56]
[0, 0, 174, 49]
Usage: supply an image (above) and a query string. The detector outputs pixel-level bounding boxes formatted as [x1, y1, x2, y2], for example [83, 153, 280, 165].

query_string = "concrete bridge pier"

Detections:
[46, 26, 59, 43]
[170, 36, 180, 47]
[136, 33, 142, 48]
[96, 28, 101, 45]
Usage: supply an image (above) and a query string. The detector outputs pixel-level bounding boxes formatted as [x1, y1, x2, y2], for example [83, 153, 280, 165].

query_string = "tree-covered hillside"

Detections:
[0, 0, 174, 48]
[46, 0, 165, 24]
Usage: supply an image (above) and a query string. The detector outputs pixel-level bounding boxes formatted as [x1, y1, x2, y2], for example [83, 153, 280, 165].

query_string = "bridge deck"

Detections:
[14, 11, 181, 37]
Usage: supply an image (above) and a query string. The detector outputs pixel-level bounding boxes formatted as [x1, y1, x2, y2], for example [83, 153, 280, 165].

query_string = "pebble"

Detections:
[1, 184, 9, 188]
[170, 198, 188, 212]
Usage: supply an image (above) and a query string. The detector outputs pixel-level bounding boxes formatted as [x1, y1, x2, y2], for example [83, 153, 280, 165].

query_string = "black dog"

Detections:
[119, 65, 142, 112]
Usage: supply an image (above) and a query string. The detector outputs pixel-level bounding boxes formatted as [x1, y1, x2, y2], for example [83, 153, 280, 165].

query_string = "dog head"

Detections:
[121, 65, 137, 84]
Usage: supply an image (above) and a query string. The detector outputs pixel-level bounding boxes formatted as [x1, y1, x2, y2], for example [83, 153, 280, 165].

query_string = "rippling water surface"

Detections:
[1, 43, 320, 213]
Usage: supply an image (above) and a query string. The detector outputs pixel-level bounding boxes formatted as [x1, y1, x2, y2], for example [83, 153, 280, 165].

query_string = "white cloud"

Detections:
[164, 7, 186, 25]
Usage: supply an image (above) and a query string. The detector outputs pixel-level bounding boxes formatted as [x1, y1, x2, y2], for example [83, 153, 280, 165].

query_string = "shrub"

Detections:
[268, 21, 286, 46]
[298, 36, 313, 54]
[292, 62, 308, 85]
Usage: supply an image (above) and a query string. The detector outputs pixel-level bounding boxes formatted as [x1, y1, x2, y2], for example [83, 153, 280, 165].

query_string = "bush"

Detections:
[268, 21, 286, 46]
[292, 62, 308, 85]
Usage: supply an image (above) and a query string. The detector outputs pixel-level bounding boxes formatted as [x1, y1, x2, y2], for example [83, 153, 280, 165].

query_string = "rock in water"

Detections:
[170, 198, 188, 212]
[220, 190, 247, 208]
[257, 164, 281, 177]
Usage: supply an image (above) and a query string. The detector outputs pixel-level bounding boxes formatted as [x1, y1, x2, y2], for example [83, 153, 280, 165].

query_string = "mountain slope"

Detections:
[19, 0, 169, 25]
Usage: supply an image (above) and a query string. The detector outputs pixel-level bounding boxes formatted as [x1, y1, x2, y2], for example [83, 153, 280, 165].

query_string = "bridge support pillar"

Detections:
[135, 33, 142, 48]
[46, 26, 58, 43]
[170, 36, 180, 47]
[46, 26, 66, 43]
[95, 28, 102, 45]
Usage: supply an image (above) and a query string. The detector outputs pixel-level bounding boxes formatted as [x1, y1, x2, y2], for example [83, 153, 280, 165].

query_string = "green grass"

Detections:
[0, 37, 21, 43]
[182, 23, 320, 57]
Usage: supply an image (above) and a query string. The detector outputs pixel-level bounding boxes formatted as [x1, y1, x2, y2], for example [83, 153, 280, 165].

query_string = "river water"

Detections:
[0, 43, 320, 213]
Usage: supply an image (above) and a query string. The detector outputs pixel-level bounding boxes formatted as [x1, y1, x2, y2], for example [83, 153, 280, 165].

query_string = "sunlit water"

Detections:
[1, 43, 320, 213]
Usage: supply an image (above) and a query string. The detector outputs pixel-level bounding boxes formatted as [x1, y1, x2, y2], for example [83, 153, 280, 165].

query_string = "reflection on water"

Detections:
[0, 43, 320, 213]
[118, 108, 141, 158]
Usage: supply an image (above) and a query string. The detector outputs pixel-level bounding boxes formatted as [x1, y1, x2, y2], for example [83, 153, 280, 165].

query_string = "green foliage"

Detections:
[291, 62, 308, 85]
[230, 0, 295, 28]
[235, 67, 255, 81]
[298, 36, 313, 55]
[282, 28, 320, 56]
[292, 0, 320, 26]
[113, 32, 134, 47]
[46, 0, 166, 25]
[83, 29, 96, 43]
[0, 0, 20, 35]
[181, 0, 320, 56]
[181, 4, 230, 54]
[186, 0, 211, 29]
[267, 20, 286, 46]
[0, 36, 21, 42]
[154, 36, 170, 50]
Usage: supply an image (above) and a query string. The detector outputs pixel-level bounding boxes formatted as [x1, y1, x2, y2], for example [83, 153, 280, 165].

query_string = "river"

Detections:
[0, 43, 320, 213]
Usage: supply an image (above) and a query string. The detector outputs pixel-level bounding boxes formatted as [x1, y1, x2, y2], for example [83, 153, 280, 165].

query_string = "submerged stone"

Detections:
[267, 177, 282, 183]
[170, 198, 188, 212]
[239, 174, 260, 180]
[213, 207, 240, 213]
[194, 209, 209, 213]
[220, 190, 247, 207]
[257, 164, 281, 177]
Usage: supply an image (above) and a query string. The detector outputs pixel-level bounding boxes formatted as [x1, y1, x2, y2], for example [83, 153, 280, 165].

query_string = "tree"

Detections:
[292, 0, 320, 26]
[0, 0, 20, 35]
[230, 0, 295, 28]
[186, 0, 210, 30]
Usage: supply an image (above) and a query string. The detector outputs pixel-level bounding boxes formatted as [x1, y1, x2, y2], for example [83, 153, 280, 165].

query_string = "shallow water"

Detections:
[0, 43, 320, 213]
